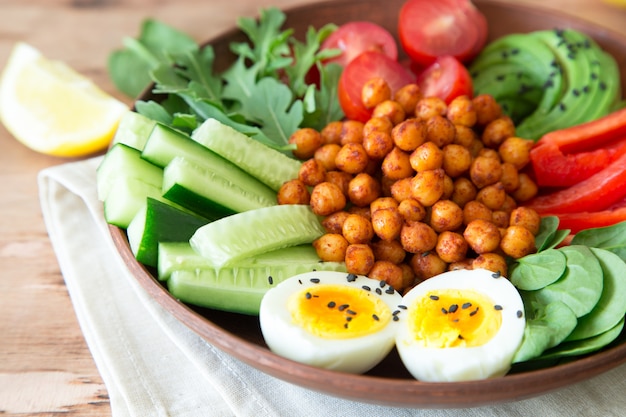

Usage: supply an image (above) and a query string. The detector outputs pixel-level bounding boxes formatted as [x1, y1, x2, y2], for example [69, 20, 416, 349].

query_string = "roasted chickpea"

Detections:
[320, 120, 343, 145]
[500, 225, 536, 258]
[335, 142, 369, 174]
[451, 177, 477, 208]
[463, 200, 493, 225]
[298, 158, 326, 187]
[400, 221, 438, 253]
[436, 231, 469, 263]
[511, 173, 538, 202]
[409, 141, 443, 172]
[397, 198, 427, 222]
[390, 177, 413, 202]
[392, 118, 427, 152]
[448, 258, 474, 271]
[312, 233, 349, 262]
[368, 260, 404, 290]
[491, 210, 510, 228]
[454, 124, 478, 148]
[370, 197, 398, 214]
[363, 116, 393, 137]
[478, 148, 501, 161]
[509, 206, 541, 235]
[371, 239, 406, 264]
[325, 170, 352, 196]
[500, 162, 520, 193]
[399, 263, 417, 291]
[372, 100, 406, 125]
[342, 213, 374, 244]
[472, 94, 503, 127]
[442, 144, 472, 178]
[309, 182, 346, 216]
[345, 243, 375, 275]
[467, 138, 485, 157]
[381, 146, 414, 180]
[482, 116, 515, 148]
[361, 77, 392, 108]
[472, 253, 508, 276]
[429, 199, 464, 233]
[410, 251, 448, 280]
[348, 172, 381, 207]
[289, 127, 323, 159]
[442, 174, 454, 200]
[447, 95, 477, 127]
[314, 143, 341, 171]
[498, 137, 533, 170]
[348, 205, 371, 220]
[371, 207, 403, 241]
[469, 155, 503, 188]
[340, 120, 365, 145]
[277, 179, 310, 205]
[415, 96, 447, 120]
[463, 219, 501, 254]
[476, 182, 506, 210]
[500, 195, 518, 213]
[321, 210, 350, 234]
[394, 83, 423, 115]
[410, 168, 446, 207]
[425, 115, 456, 147]
[363, 130, 395, 159]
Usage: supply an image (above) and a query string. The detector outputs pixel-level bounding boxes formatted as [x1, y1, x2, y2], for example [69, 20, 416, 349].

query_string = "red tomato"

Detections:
[416, 56, 473, 104]
[321, 21, 398, 67]
[398, 0, 488, 67]
[338, 51, 415, 122]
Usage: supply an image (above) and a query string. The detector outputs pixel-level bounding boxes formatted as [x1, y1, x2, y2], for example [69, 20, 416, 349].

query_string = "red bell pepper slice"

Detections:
[527, 151, 626, 214]
[550, 206, 626, 234]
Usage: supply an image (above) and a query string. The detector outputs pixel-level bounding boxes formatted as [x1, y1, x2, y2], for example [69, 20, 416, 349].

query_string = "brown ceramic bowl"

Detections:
[111, 0, 626, 408]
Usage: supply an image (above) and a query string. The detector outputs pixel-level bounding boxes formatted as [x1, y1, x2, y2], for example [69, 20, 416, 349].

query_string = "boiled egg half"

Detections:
[395, 268, 525, 382]
[259, 270, 403, 374]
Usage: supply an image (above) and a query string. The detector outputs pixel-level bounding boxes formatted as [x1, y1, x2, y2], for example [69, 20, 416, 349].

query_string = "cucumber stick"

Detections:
[111, 110, 157, 151]
[96, 143, 163, 201]
[166, 246, 347, 315]
[192, 118, 301, 191]
[162, 156, 277, 219]
[190, 204, 325, 268]
[103, 176, 164, 228]
[127, 198, 210, 268]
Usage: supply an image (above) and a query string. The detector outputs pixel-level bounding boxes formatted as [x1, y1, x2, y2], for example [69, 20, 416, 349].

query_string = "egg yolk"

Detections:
[408, 289, 502, 348]
[287, 284, 392, 339]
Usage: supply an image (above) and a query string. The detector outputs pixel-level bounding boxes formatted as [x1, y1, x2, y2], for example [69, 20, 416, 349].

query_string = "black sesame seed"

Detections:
[298, 279, 302, 285]
[393, 315, 399, 321]
[430, 295, 440, 301]
[470, 307, 479, 317]
[494, 305, 503, 311]
[517, 310, 524, 318]
[344, 323, 349, 328]
[441, 308, 448, 315]
[346, 273, 358, 282]
[385, 287, 395, 294]
[362, 285, 371, 291]
[268, 276, 274, 285]
[462, 302, 472, 309]
[393, 310, 401, 316]
[327, 301, 336, 308]
[449, 304, 459, 313]
[379, 280, 386, 288]
[398, 304, 407, 310]
[305, 292, 312, 299]
[346, 317, 352, 322]
[458, 334, 464, 340]
[492, 271, 502, 278]
[375, 288, 382, 295]
[310, 278, 320, 284]
[373, 314, 380, 321]
[422, 251, 430, 257]
[338, 304, 349, 311]
[347, 309, 357, 315]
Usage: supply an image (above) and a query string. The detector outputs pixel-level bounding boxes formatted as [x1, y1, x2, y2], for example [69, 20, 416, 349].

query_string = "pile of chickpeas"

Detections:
[278, 77, 542, 294]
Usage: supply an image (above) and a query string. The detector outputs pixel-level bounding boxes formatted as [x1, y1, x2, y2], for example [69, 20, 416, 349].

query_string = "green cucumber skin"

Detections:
[128, 198, 210, 268]
[190, 204, 326, 268]
[96, 143, 163, 202]
[167, 260, 347, 316]
[111, 111, 157, 151]
[192, 118, 301, 191]
[162, 156, 277, 219]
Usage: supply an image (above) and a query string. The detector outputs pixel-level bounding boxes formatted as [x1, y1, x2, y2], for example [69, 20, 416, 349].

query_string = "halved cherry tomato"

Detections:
[338, 50, 415, 122]
[416, 55, 473, 104]
[321, 21, 398, 67]
[398, 0, 488, 67]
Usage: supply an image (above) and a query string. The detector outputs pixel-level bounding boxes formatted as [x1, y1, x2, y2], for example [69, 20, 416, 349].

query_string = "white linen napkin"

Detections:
[38, 156, 626, 417]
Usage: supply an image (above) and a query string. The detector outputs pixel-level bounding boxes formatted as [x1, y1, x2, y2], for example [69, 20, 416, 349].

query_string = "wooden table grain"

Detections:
[1, 0, 625, 415]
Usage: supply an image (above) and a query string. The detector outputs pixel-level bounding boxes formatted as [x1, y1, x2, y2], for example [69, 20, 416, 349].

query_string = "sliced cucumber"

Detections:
[111, 111, 157, 151]
[103, 176, 164, 228]
[192, 118, 301, 191]
[190, 204, 325, 268]
[166, 252, 347, 315]
[96, 143, 163, 201]
[127, 198, 210, 268]
[162, 156, 277, 220]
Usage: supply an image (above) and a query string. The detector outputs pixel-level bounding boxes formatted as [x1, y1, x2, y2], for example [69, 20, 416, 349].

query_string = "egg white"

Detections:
[395, 268, 526, 382]
[259, 270, 403, 374]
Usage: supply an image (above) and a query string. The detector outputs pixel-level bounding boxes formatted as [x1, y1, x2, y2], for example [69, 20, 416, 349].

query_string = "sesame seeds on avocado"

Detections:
[469, 29, 622, 141]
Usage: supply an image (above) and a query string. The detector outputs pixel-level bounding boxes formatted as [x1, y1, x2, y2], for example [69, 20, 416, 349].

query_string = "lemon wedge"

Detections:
[0, 42, 128, 157]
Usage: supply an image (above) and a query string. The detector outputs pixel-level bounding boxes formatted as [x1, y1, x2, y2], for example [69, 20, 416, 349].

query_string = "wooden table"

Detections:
[1, 0, 625, 414]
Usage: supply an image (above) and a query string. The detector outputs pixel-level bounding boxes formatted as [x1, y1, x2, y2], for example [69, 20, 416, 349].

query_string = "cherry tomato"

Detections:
[398, 0, 488, 67]
[338, 51, 415, 122]
[321, 21, 398, 67]
[416, 55, 473, 104]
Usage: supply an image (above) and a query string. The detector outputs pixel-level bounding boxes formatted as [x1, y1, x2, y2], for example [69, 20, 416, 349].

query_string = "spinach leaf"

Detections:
[509, 249, 566, 291]
[534, 215, 569, 251]
[570, 220, 626, 259]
